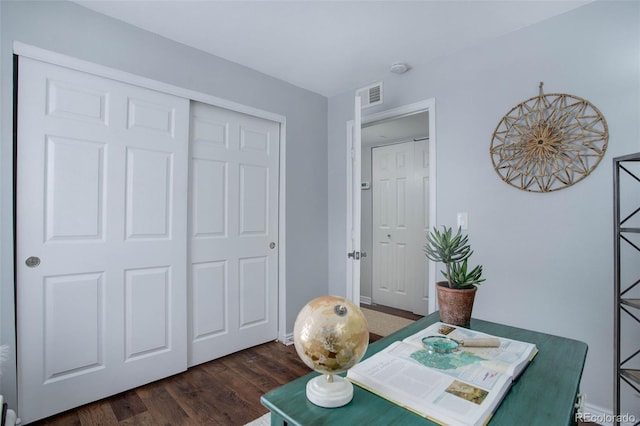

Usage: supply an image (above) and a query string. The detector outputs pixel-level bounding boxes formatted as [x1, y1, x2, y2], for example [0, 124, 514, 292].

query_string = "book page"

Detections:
[402, 322, 538, 378]
[347, 341, 512, 426]
[386, 341, 506, 390]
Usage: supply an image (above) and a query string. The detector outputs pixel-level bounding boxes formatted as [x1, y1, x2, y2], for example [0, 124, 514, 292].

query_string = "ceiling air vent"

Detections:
[356, 82, 383, 109]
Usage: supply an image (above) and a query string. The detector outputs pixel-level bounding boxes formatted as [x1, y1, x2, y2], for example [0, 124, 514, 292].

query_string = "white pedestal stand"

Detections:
[306, 374, 353, 408]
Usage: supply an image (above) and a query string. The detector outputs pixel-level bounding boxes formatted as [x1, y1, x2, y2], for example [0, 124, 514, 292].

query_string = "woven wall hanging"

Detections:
[490, 82, 608, 192]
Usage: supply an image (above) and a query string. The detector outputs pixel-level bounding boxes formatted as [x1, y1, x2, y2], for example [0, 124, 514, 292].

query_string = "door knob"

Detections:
[270, 242, 276, 249]
[25, 256, 40, 268]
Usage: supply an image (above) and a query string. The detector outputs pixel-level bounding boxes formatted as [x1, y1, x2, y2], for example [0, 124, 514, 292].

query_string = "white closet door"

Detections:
[188, 102, 279, 366]
[16, 58, 189, 423]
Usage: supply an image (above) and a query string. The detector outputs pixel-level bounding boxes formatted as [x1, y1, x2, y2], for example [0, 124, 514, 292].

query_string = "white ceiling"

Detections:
[74, 0, 592, 98]
[362, 111, 429, 146]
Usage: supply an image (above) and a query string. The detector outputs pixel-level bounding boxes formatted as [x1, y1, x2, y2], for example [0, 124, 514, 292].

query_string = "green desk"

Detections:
[261, 312, 588, 425]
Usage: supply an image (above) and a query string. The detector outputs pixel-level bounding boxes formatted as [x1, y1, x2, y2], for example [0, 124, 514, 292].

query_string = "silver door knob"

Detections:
[269, 242, 276, 249]
[25, 256, 40, 268]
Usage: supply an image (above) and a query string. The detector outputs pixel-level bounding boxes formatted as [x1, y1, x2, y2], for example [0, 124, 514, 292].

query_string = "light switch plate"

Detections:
[457, 212, 468, 230]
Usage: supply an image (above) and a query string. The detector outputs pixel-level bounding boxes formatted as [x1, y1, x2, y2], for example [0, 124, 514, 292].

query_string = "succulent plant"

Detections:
[424, 226, 485, 289]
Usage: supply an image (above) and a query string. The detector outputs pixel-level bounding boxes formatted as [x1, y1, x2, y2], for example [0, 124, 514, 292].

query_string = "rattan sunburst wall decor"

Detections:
[490, 82, 608, 192]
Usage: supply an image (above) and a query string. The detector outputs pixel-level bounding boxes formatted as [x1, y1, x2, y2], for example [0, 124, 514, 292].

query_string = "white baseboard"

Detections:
[360, 296, 372, 306]
[579, 402, 638, 426]
[282, 332, 294, 346]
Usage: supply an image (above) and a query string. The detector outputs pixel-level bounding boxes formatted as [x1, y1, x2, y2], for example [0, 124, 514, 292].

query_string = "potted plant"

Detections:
[424, 226, 485, 326]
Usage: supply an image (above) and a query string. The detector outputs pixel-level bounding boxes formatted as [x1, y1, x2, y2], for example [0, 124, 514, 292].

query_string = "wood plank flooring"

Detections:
[27, 305, 597, 425]
[33, 340, 310, 426]
[31, 305, 409, 425]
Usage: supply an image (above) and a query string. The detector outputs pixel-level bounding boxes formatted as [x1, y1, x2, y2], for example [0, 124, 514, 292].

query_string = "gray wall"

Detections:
[0, 0, 328, 408]
[328, 0, 639, 415]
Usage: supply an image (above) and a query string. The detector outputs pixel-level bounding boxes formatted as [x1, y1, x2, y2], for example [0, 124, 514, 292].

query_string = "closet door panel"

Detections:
[188, 102, 279, 366]
[16, 57, 189, 424]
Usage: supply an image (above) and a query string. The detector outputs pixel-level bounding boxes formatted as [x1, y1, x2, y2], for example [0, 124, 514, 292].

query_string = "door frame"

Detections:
[9, 41, 288, 356]
[346, 98, 437, 314]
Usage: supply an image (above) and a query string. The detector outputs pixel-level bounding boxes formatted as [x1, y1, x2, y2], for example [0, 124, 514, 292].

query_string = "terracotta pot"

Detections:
[436, 281, 477, 326]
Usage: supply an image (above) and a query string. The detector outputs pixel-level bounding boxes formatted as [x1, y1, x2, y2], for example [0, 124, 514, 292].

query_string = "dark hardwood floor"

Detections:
[29, 305, 597, 425]
[29, 305, 407, 425]
[33, 340, 311, 425]
[33, 321, 388, 425]
[363, 303, 424, 321]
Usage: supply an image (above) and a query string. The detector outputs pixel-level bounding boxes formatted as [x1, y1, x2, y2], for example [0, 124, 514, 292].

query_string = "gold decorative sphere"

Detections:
[293, 296, 369, 375]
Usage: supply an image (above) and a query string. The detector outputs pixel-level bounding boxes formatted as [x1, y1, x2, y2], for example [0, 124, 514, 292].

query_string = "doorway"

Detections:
[361, 111, 430, 314]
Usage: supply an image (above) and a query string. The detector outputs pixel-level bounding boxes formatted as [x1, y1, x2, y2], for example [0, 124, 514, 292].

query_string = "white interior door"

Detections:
[188, 102, 279, 366]
[371, 141, 429, 313]
[372, 142, 414, 311]
[347, 96, 362, 304]
[16, 58, 189, 423]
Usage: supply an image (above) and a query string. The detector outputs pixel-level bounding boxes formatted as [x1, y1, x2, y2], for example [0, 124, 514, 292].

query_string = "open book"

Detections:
[346, 322, 538, 426]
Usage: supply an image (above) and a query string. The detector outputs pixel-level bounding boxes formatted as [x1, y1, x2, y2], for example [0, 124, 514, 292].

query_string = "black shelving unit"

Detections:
[613, 152, 640, 426]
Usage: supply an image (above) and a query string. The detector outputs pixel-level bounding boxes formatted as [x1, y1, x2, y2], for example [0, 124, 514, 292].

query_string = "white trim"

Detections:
[12, 41, 289, 349]
[13, 41, 285, 124]
[346, 98, 437, 314]
[281, 333, 295, 346]
[362, 99, 434, 126]
[277, 122, 287, 343]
